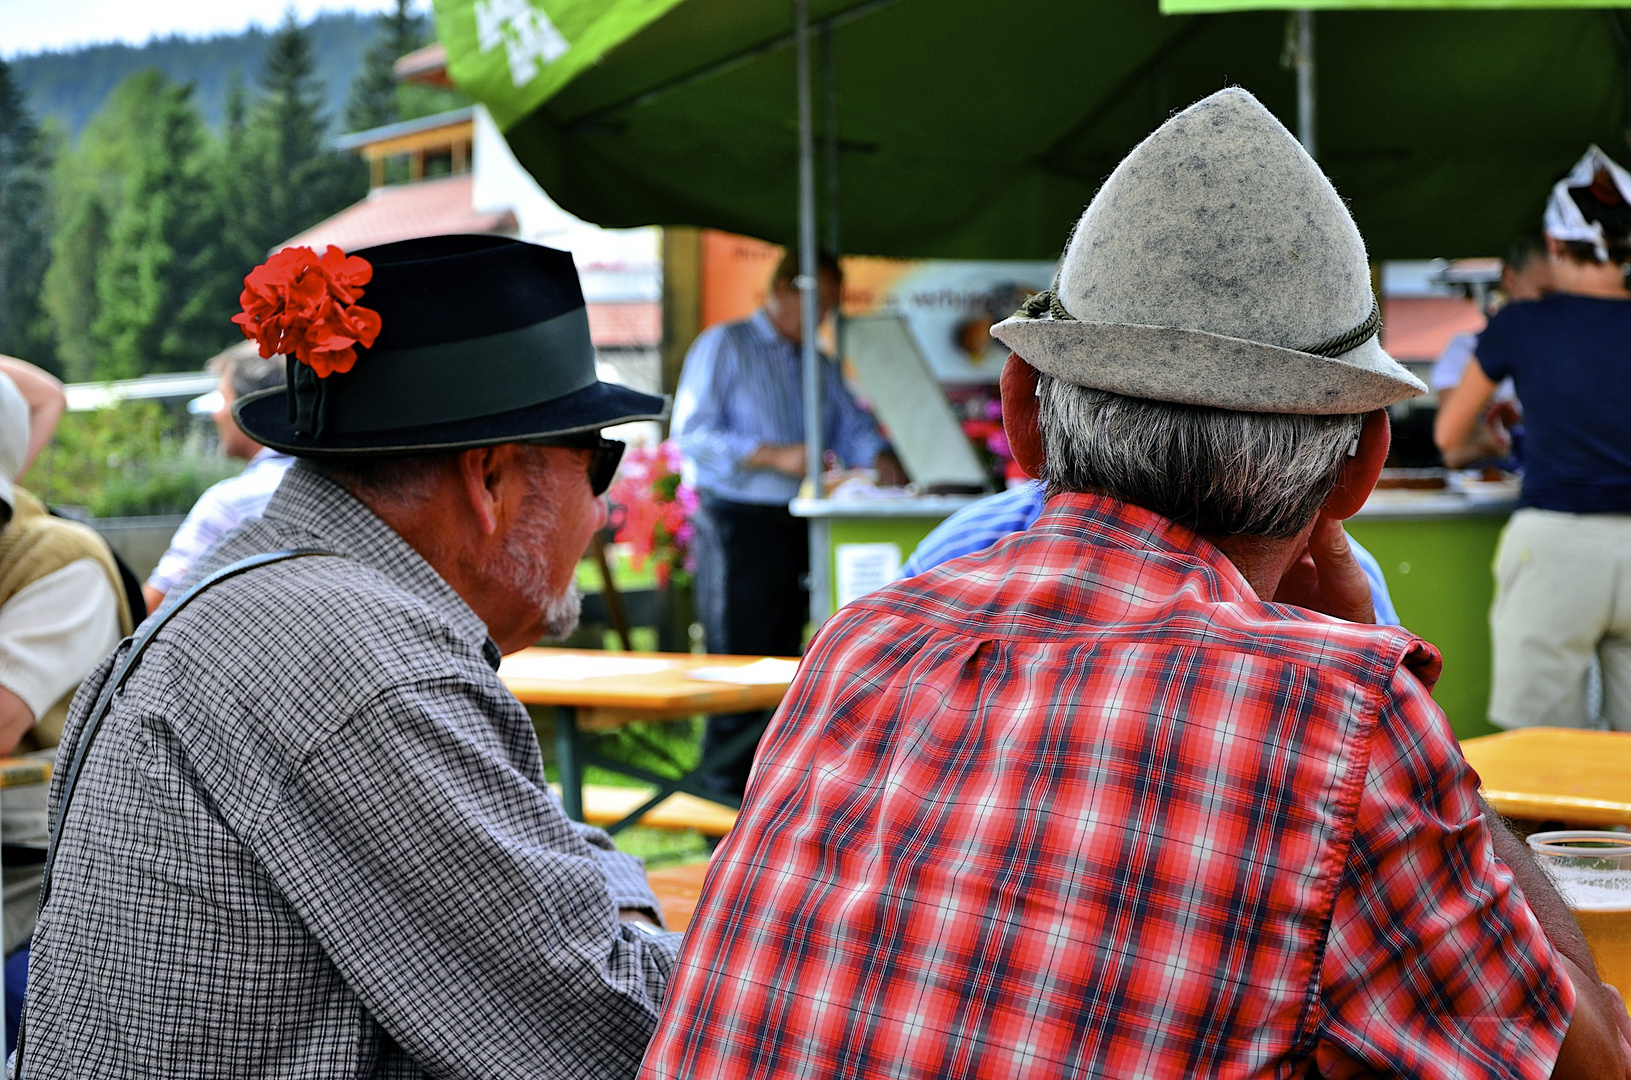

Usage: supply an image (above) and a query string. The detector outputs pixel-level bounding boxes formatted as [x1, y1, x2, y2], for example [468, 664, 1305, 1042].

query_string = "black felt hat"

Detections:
[235, 234, 667, 456]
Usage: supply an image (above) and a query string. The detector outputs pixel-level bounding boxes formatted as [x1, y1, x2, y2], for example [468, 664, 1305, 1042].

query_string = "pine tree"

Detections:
[345, 0, 427, 133]
[247, 14, 366, 250]
[204, 75, 265, 306]
[41, 194, 107, 382]
[0, 59, 57, 369]
[92, 77, 225, 377]
[40, 70, 171, 382]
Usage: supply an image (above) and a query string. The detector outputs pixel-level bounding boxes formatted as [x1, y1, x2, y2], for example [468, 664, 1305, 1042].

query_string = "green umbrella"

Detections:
[436, 0, 1630, 260]
[435, 0, 1630, 623]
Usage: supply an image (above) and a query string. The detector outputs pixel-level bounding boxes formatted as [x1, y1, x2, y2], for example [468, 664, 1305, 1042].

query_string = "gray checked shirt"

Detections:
[19, 464, 679, 1078]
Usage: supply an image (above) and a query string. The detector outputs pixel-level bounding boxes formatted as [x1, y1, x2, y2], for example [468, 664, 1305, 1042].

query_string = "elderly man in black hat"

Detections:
[17, 236, 676, 1079]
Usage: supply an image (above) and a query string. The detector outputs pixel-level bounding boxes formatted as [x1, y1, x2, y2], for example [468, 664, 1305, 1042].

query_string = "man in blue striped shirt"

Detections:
[672, 252, 903, 794]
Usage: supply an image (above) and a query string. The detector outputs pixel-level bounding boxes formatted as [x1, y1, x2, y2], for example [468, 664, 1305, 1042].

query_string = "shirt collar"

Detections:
[263, 462, 501, 667]
[248, 446, 293, 467]
[1031, 491, 1259, 604]
[748, 308, 791, 350]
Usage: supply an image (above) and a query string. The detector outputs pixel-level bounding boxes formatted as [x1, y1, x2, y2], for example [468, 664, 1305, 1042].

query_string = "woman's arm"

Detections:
[0, 356, 66, 478]
[1433, 359, 1501, 469]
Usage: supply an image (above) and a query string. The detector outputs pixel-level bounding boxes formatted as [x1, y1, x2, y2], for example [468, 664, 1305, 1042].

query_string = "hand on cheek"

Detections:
[1273, 516, 1376, 624]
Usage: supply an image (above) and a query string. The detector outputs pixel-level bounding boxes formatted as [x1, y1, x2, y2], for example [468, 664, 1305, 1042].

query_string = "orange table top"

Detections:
[646, 861, 711, 932]
[0, 756, 48, 789]
[1460, 728, 1631, 827]
[498, 648, 797, 729]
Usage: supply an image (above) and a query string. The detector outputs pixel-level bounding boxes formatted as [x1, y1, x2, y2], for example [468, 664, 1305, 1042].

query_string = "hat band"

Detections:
[1016, 290, 1380, 359]
[292, 305, 599, 436]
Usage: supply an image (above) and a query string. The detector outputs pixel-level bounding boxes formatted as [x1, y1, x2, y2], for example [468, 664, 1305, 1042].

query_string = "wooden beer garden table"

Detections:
[1460, 728, 1631, 828]
[498, 647, 798, 834]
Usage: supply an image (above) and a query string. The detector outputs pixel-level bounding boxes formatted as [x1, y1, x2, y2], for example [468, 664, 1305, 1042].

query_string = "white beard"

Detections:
[501, 470, 584, 641]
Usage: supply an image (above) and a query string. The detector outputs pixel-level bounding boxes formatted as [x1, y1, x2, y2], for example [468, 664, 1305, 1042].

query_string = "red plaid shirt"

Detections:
[642, 493, 1573, 1080]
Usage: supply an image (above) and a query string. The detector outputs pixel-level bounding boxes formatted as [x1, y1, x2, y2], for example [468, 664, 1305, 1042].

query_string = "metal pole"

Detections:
[824, 23, 840, 258]
[1294, 9, 1315, 158]
[796, 0, 829, 626]
[822, 20, 846, 487]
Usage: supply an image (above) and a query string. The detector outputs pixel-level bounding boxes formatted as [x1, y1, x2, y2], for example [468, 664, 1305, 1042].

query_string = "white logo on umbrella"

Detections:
[475, 0, 570, 88]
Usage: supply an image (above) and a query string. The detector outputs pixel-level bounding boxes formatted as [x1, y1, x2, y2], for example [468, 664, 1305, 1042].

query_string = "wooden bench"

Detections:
[552, 783, 739, 837]
[647, 861, 710, 931]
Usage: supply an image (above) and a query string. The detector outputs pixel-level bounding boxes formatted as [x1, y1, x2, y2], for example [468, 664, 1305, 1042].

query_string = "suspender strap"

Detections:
[16, 547, 337, 1077]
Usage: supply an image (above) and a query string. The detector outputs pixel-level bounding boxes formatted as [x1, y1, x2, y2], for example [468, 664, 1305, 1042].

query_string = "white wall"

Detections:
[470, 105, 660, 304]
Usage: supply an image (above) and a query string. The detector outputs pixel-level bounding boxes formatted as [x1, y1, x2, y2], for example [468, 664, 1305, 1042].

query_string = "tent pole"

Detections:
[796, 0, 830, 626]
[824, 24, 840, 258]
[1295, 9, 1315, 158]
[823, 21, 846, 466]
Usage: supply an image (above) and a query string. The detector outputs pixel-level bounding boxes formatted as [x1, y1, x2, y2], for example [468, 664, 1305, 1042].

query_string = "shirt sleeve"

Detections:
[252, 676, 679, 1078]
[0, 559, 123, 722]
[146, 482, 232, 596]
[672, 328, 763, 488]
[822, 360, 888, 469]
[1315, 664, 1574, 1080]
[1347, 538, 1399, 627]
[1473, 308, 1519, 384]
[901, 484, 1046, 578]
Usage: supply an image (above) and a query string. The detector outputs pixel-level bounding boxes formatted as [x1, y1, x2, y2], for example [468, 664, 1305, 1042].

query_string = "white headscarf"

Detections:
[1544, 145, 1631, 263]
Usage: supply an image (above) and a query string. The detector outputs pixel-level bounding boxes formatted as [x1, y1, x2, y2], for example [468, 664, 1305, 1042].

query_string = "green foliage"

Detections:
[44, 70, 198, 382]
[29, 402, 238, 518]
[40, 194, 107, 382]
[396, 80, 473, 124]
[39, 15, 370, 383]
[249, 16, 367, 251]
[346, 0, 429, 133]
[8, 15, 382, 139]
[0, 59, 57, 370]
[92, 77, 229, 378]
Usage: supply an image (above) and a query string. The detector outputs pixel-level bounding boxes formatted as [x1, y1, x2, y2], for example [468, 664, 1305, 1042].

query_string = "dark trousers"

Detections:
[693, 496, 809, 795]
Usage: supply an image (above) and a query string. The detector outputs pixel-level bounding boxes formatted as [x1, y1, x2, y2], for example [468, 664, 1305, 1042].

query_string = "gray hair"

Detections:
[1035, 374, 1365, 539]
[211, 345, 287, 400]
[307, 452, 459, 506]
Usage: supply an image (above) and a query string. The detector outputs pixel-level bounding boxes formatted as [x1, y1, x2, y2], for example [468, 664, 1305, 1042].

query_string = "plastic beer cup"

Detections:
[1527, 830, 1631, 1009]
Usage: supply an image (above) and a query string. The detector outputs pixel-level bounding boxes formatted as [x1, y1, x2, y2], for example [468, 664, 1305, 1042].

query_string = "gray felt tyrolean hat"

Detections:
[992, 88, 1426, 415]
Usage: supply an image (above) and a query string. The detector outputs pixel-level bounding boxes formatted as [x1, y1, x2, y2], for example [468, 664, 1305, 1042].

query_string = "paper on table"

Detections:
[686, 658, 800, 685]
[500, 653, 675, 681]
[835, 542, 902, 609]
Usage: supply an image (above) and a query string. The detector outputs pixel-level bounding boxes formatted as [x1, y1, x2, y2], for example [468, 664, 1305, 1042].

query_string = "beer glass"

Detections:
[1528, 830, 1631, 1005]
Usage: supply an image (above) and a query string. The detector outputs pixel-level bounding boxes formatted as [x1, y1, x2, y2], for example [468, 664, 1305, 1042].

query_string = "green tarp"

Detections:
[434, 0, 1631, 259]
[439, 0, 686, 128]
[1165, 0, 1627, 11]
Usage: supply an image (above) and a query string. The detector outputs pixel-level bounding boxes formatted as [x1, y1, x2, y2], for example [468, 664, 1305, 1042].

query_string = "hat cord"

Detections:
[1015, 290, 1379, 360]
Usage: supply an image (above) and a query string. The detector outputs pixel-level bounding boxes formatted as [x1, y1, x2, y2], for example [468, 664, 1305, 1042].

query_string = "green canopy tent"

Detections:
[435, 0, 1631, 628]
[438, 0, 1631, 261]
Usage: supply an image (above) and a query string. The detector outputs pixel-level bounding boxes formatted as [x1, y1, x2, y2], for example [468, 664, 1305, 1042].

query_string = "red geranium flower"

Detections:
[231, 245, 383, 378]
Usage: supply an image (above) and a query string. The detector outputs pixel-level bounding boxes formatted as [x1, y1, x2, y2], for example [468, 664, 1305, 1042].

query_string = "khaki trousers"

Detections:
[1490, 508, 1631, 731]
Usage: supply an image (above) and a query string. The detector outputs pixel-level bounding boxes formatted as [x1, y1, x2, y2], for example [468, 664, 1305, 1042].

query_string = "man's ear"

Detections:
[1001, 353, 1045, 480]
[457, 446, 503, 535]
[1322, 409, 1390, 520]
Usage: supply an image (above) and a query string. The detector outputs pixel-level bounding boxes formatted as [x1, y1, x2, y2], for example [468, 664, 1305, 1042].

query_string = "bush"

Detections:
[27, 402, 238, 518]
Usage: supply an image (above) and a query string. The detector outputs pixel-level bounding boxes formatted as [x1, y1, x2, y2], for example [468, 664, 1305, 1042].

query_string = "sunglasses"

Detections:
[532, 435, 625, 496]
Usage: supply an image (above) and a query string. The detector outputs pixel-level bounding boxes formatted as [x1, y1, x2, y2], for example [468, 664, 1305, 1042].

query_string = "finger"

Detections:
[1304, 517, 1376, 624]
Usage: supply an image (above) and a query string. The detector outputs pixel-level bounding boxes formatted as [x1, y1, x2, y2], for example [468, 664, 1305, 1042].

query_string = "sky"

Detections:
[0, 0, 400, 58]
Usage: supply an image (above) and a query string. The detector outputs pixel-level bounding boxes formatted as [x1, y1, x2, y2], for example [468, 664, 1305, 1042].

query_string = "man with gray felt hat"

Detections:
[639, 89, 1631, 1080]
[20, 235, 679, 1079]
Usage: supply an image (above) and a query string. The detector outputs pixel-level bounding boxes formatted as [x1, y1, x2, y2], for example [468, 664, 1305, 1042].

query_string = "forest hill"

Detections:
[0, 2, 466, 384]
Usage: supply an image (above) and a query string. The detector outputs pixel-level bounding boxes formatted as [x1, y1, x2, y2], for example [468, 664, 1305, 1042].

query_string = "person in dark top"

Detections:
[1436, 146, 1631, 731]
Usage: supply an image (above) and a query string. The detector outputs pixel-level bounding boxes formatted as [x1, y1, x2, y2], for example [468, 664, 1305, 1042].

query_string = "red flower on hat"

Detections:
[231, 245, 383, 378]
